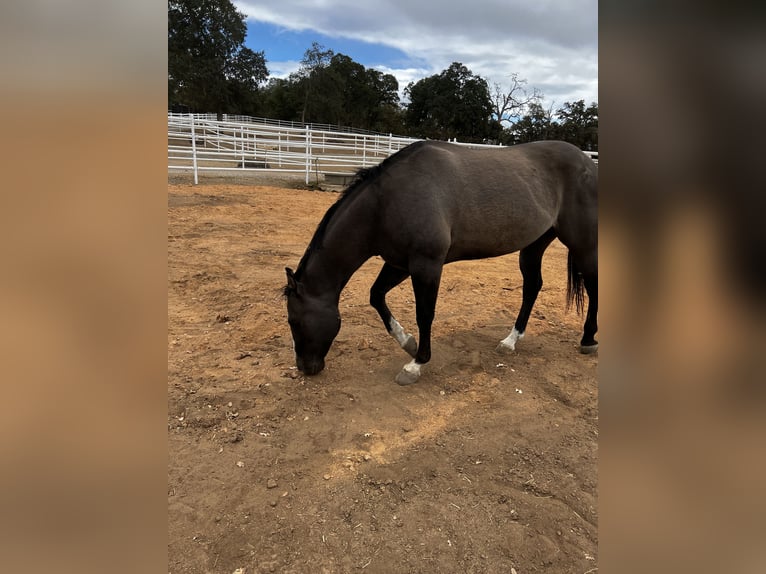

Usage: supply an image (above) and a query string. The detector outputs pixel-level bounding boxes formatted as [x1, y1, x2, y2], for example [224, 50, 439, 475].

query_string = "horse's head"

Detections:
[284, 268, 341, 375]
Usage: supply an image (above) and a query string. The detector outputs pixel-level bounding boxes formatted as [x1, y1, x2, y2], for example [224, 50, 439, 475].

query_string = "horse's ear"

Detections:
[285, 267, 297, 291]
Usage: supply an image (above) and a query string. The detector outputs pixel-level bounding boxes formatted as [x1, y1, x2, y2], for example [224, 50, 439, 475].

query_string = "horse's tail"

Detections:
[566, 251, 585, 315]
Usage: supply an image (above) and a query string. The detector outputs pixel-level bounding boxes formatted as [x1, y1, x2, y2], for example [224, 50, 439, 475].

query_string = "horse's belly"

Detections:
[446, 223, 549, 262]
[446, 242, 523, 262]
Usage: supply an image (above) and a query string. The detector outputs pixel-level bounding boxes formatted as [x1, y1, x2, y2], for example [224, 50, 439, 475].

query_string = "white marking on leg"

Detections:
[498, 327, 524, 351]
[403, 359, 421, 377]
[395, 359, 422, 385]
[390, 317, 418, 357]
[389, 317, 410, 347]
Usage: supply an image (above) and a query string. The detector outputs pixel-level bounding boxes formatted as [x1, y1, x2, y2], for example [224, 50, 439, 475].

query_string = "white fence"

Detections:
[171, 112, 392, 137]
[168, 113, 597, 185]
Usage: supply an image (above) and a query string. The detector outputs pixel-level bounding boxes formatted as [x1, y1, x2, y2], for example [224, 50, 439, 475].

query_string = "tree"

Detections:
[555, 100, 598, 150]
[404, 62, 494, 142]
[507, 102, 556, 144]
[503, 99, 599, 150]
[363, 68, 402, 133]
[322, 54, 400, 130]
[168, 0, 268, 116]
[261, 48, 403, 132]
[260, 77, 303, 122]
[491, 73, 543, 128]
[297, 42, 335, 123]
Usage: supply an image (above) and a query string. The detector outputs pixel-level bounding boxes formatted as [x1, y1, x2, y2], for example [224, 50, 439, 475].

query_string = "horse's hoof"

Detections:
[403, 336, 418, 358]
[395, 360, 421, 385]
[580, 343, 598, 354]
[395, 371, 419, 385]
[497, 328, 523, 352]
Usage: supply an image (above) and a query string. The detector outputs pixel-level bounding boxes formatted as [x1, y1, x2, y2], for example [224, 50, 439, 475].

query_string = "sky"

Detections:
[234, 0, 598, 109]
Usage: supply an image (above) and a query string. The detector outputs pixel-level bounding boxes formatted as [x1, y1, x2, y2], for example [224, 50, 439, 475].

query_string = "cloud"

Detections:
[235, 0, 597, 105]
[266, 59, 301, 79]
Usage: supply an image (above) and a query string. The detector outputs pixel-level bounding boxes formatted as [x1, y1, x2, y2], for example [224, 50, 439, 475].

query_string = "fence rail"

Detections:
[168, 112, 397, 137]
[168, 114, 597, 185]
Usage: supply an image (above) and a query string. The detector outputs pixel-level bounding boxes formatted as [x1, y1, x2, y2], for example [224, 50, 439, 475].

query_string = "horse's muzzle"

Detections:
[296, 356, 325, 376]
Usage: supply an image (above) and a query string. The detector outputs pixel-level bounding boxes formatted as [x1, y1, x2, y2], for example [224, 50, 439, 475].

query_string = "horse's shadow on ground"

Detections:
[368, 324, 582, 387]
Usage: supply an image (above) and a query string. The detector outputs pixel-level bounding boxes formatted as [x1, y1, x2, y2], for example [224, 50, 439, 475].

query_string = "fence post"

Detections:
[190, 113, 199, 185]
[241, 126, 245, 168]
[306, 125, 311, 185]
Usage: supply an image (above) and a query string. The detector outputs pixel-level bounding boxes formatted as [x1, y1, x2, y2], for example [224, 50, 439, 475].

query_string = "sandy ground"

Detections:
[168, 181, 597, 573]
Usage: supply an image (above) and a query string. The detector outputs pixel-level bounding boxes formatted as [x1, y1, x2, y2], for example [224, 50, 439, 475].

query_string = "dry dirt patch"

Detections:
[168, 183, 597, 573]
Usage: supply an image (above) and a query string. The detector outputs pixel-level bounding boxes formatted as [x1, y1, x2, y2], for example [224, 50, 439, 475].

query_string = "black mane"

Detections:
[295, 144, 413, 279]
[291, 142, 426, 281]
[292, 168, 375, 281]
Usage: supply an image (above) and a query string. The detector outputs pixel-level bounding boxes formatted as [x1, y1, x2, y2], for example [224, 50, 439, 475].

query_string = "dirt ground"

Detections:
[168, 180, 598, 574]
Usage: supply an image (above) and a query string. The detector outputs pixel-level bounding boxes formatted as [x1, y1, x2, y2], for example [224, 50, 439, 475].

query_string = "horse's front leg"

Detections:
[395, 262, 442, 385]
[370, 263, 417, 357]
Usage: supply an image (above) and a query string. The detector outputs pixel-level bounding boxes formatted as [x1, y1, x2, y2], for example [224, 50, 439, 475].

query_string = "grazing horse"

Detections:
[284, 140, 597, 385]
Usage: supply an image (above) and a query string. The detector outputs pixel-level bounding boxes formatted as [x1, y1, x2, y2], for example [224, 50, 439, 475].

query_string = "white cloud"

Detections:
[235, 0, 597, 105]
[266, 59, 301, 79]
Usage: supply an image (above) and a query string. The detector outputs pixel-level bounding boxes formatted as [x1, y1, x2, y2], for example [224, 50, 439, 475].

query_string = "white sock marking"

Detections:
[396, 359, 422, 385]
[395, 359, 423, 385]
[499, 327, 524, 351]
[389, 318, 411, 348]
[402, 359, 421, 377]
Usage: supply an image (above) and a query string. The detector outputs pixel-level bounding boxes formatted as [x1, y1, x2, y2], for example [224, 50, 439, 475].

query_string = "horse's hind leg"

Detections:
[577, 250, 598, 353]
[498, 229, 557, 352]
[370, 263, 417, 357]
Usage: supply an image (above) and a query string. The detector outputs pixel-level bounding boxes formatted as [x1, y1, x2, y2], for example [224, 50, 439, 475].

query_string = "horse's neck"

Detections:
[303, 199, 375, 297]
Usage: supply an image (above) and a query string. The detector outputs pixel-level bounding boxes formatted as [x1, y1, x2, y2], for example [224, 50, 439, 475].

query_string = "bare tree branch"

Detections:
[492, 73, 543, 127]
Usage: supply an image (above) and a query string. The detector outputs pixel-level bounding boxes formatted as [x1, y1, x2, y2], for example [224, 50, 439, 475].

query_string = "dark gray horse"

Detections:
[285, 140, 597, 385]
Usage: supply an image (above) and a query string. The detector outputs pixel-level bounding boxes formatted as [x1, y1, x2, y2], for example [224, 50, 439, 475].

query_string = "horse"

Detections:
[284, 140, 597, 385]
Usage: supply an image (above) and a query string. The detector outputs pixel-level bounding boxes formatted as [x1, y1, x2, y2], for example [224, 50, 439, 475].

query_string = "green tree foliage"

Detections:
[323, 54, 401, 131]
[507, 102, 555, 144]
[296, 42, 335, 123]
[366, 70, 405, 134]
[260, 78, 303, 123]
[404, 62, 494, 142]
[556, 100, 599, 151]
[168, 0, 268, 115]
[260, 44, 402, 133]
[506, 100, 598, 150]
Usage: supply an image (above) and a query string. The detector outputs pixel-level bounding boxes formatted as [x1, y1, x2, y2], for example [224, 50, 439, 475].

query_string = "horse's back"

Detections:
[375, 140, 596, 262]
[387, 140, 594, 208]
